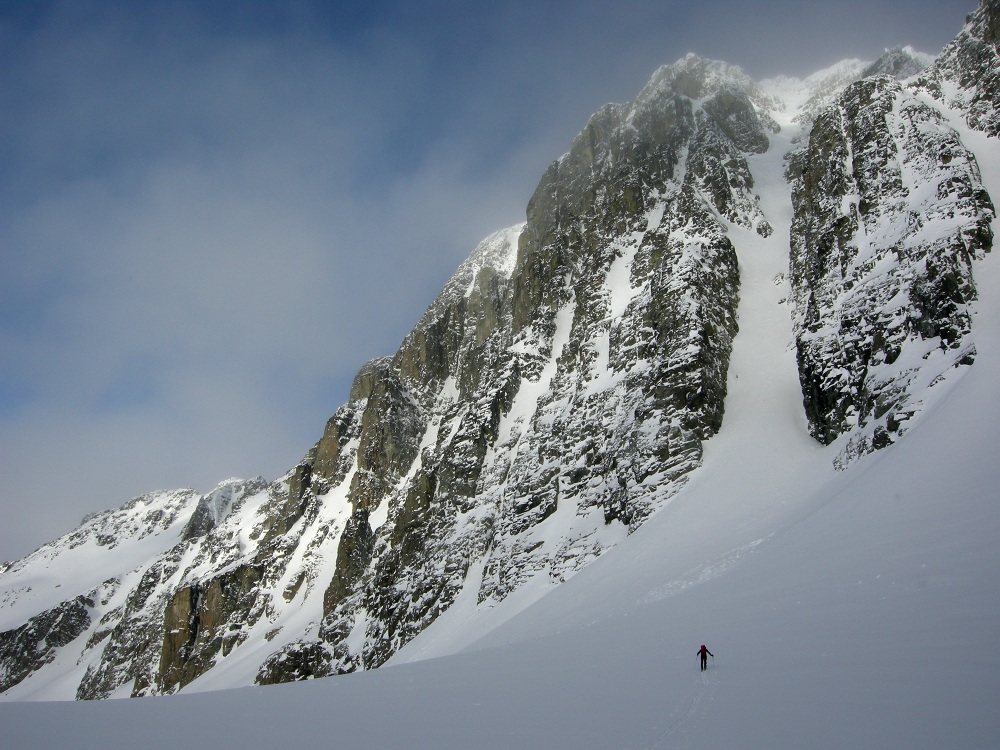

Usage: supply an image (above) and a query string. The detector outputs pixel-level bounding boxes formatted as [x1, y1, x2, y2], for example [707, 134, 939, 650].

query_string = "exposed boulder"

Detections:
[256, 640, 334, 685]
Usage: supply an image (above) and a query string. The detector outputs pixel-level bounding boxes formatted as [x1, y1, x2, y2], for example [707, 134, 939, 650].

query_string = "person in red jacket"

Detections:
[697, 644, 713, 671]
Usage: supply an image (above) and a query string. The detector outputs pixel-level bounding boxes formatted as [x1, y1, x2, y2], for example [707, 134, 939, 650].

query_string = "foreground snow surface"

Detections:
[3, 99, 999, 750]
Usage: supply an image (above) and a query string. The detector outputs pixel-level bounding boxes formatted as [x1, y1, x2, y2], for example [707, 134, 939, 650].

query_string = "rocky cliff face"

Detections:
[1, 2, 997, 700]
[787, 73, 992, 459]
[0, 593, 93, 693]
[266, 54, 765, 678]
[785, 2, 998, 462]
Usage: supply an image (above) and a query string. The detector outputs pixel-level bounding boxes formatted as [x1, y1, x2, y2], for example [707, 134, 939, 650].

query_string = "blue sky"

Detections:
[0, 0, 976, 561]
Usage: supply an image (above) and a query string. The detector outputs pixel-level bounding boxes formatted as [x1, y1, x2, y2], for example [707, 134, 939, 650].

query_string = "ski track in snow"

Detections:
[646, 670, 713, 750]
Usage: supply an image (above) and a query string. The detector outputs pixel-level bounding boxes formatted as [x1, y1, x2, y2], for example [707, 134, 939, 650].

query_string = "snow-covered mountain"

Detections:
[1, 7, 997, 744]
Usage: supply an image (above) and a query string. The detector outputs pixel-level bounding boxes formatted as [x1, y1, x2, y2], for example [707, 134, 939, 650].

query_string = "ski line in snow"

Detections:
[645, 669, 713, 749]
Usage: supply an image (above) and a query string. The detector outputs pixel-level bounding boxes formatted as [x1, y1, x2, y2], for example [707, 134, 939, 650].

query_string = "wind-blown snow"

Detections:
[1, 68, 998, 749]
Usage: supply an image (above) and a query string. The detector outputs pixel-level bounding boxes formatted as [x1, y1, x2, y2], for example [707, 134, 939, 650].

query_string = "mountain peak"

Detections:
[861, 45, 935, 80]
[643, 53, 761, 103]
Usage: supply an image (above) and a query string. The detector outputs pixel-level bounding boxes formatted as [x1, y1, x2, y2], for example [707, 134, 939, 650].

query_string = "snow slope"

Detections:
[1, 76, 998, 750]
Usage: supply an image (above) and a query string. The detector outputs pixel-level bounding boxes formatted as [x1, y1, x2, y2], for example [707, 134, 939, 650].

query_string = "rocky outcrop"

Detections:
[75, 479, 271, 699]
[242, 56, 766, 684]
[156, 563, 266, 693]
[256, 640, 333, 685]
[788, 74, 993, 459]
[245, 56, 774, 684]
[920, 0, 1000, 137]
[860, 46, 934, 81]
[322, 509, 375, 613]
[77, 554, 185, 699]
[0, 594, 93, 692]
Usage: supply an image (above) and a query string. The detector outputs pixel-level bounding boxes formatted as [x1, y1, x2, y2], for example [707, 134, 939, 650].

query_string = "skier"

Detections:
[697, 644, 713, 671]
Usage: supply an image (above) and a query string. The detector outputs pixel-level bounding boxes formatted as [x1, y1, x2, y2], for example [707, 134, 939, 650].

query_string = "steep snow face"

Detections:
[763, 58, 870, 127]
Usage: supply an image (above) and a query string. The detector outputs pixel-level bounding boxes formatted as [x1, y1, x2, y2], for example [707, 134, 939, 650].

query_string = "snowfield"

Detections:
[2, 68, 999, 750]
